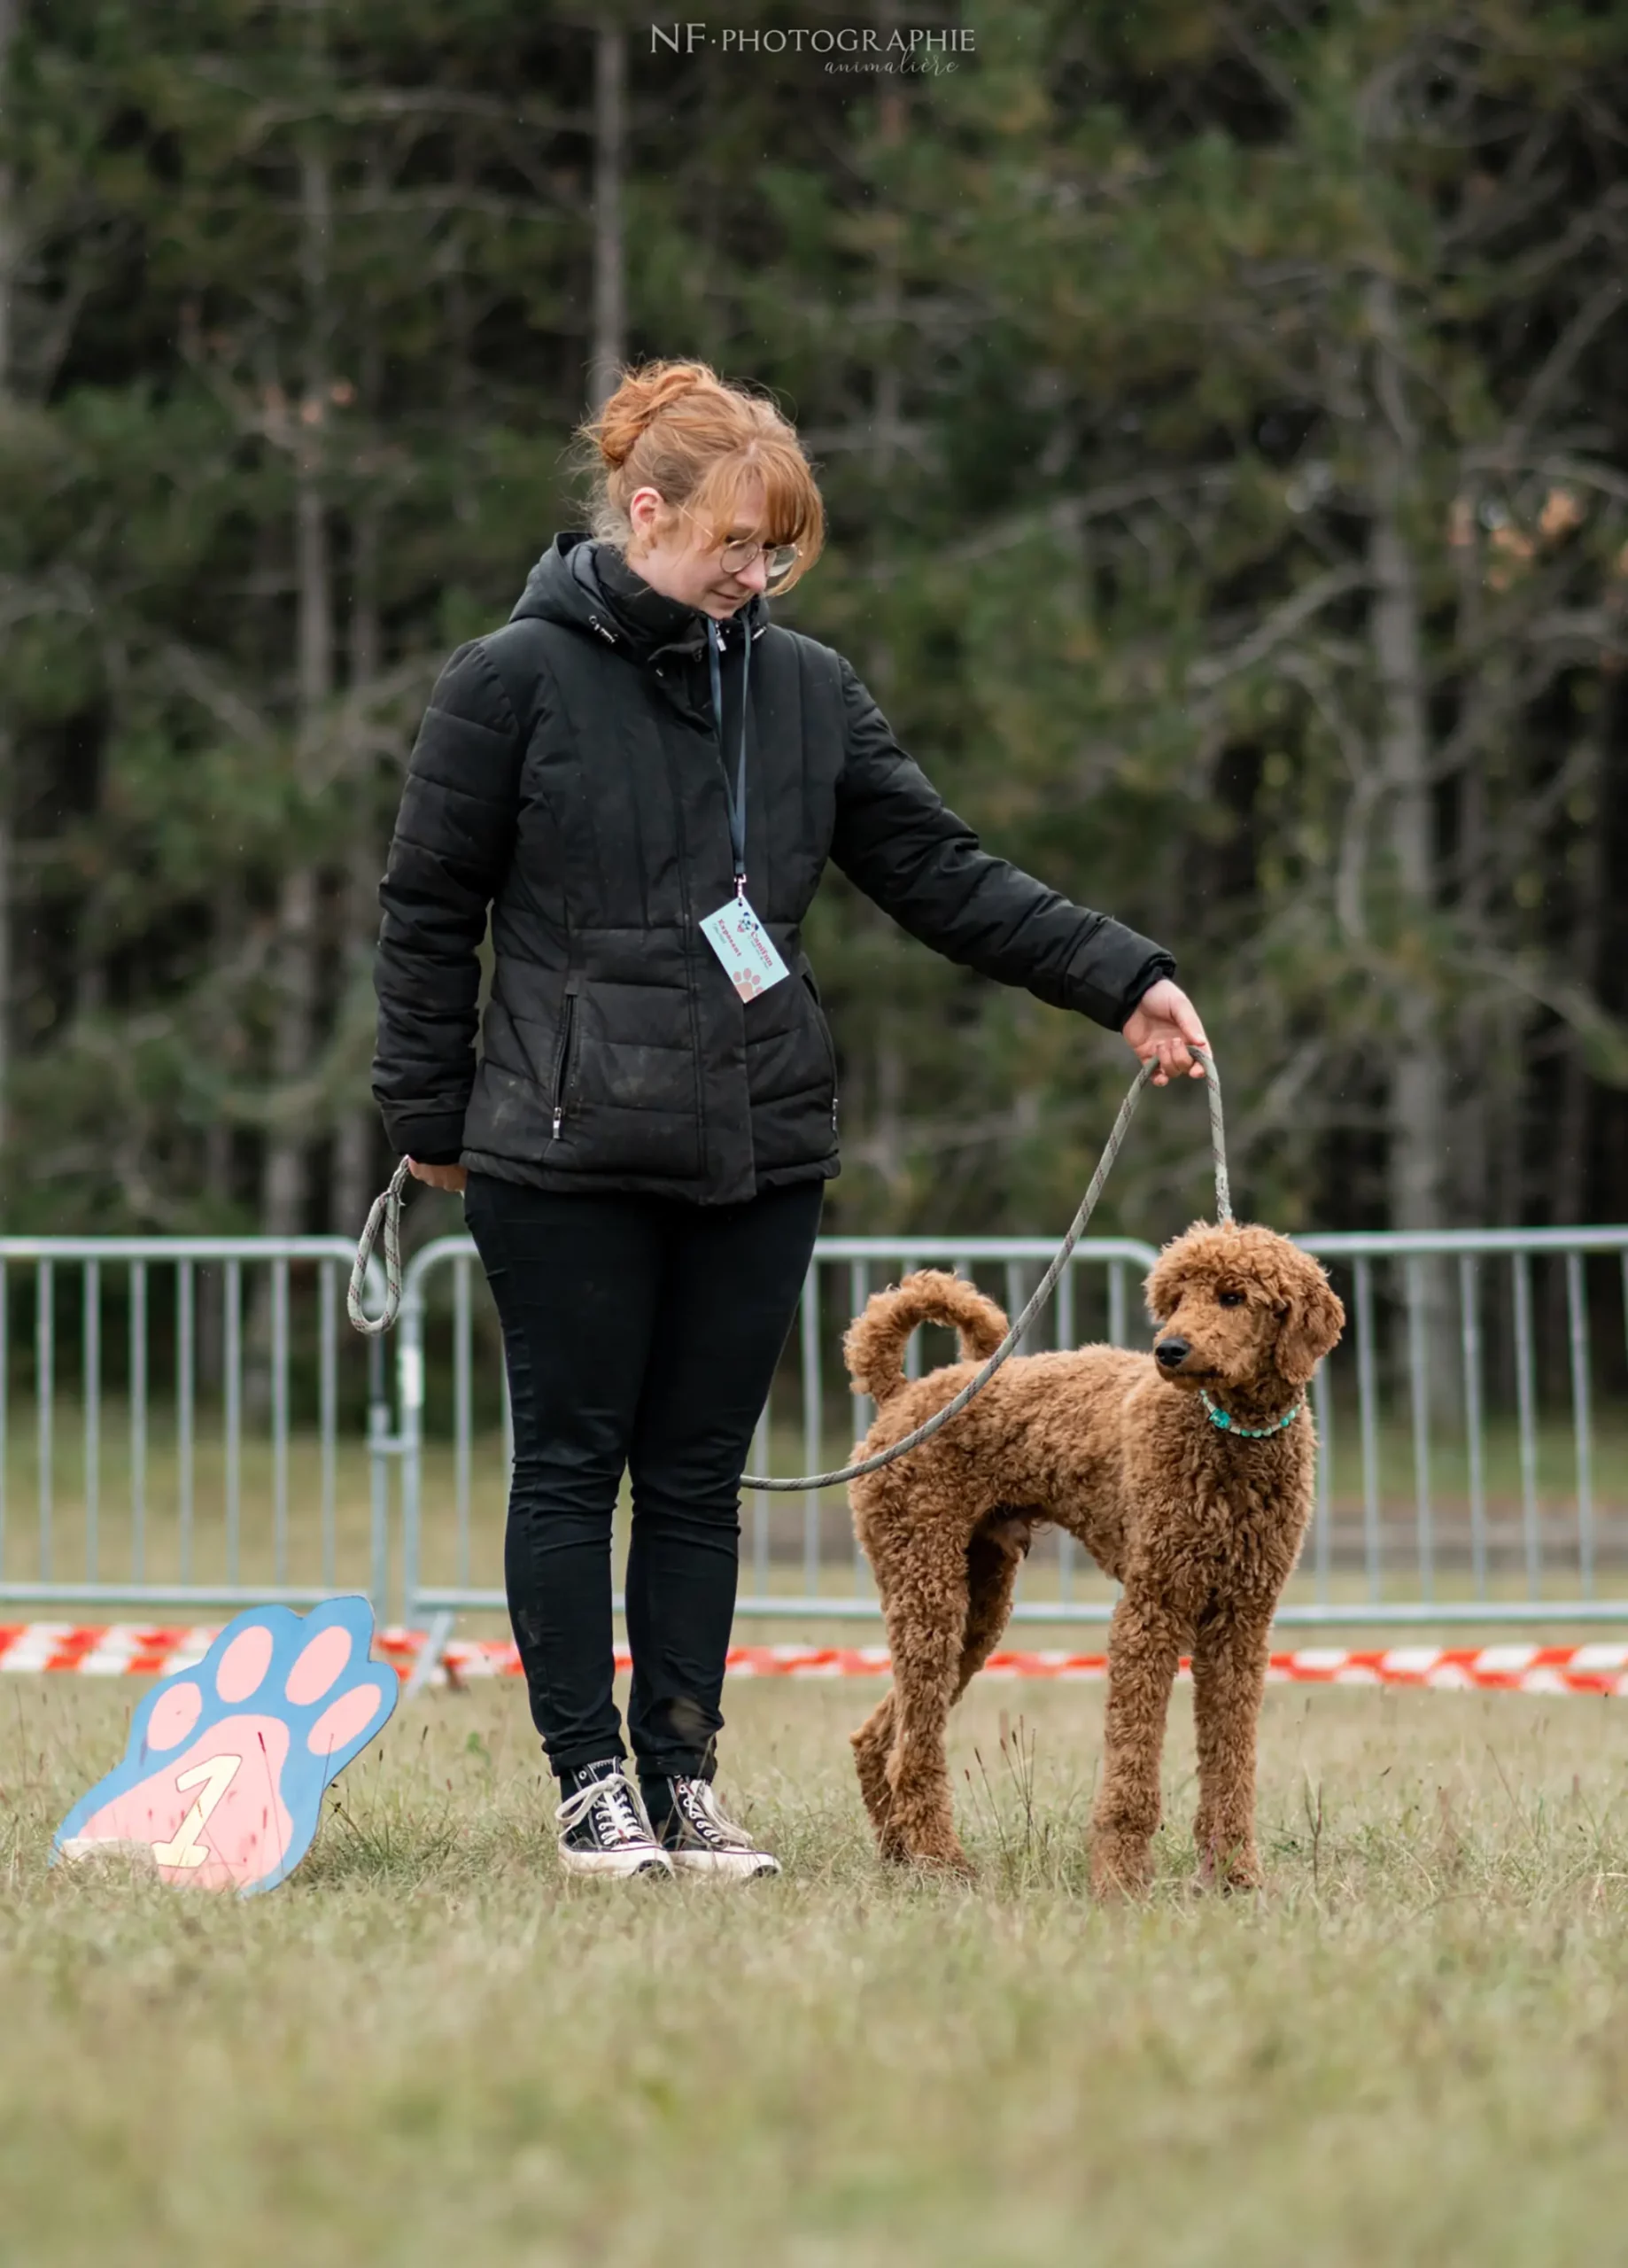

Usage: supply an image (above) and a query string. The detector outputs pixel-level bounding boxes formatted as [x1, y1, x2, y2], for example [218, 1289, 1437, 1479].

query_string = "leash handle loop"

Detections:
[347, 1155, 412, 1335]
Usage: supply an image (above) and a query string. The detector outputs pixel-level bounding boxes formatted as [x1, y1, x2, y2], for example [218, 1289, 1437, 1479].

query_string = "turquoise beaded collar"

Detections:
[1199, 1386, 1304, 1440]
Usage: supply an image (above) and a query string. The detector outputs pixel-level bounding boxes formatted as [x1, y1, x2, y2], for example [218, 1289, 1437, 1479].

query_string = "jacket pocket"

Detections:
[549, 983, 579, 1143]
[802, 969, 839, 1137]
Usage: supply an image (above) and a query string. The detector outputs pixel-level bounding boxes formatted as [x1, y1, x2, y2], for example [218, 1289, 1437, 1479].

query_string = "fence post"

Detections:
[801, 1257, 822, 1606]
[1512, 1252, 1540, 1597]
[367, 1332, 393, 1627]
[36, 1258, 52, 1581]
[1567, 1252, 1594, 1600]
[1405, 1255, 1433, 1604]
[396, 1282, 427, 1632]
[1354, 1257, 1380, 1604]
[1459, 1254, 1485, 1599]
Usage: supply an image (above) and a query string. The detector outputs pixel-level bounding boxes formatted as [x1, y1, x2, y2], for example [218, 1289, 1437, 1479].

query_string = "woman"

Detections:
[371, 358, 1207, 1881]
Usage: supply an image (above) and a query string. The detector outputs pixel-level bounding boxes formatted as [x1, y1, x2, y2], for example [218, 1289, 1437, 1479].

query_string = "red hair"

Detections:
[575, 359, 826, 590]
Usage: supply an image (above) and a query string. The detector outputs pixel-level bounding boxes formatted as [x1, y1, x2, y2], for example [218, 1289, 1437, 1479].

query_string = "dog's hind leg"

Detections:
[850, 1690, 905, 1860]
[851, 1522, 1023, 1866]
[953, 1518, 1028, 1699]
[1190, 1605, 1272, 1891]
[880, 1563, 976, 1876]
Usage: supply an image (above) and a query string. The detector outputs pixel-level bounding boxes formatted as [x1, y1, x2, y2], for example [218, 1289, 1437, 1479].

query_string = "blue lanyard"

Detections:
[707, 618, 751, 898]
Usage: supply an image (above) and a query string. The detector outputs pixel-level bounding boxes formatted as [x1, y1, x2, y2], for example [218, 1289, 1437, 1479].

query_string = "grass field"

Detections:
[6, 1673, 1628, 2265]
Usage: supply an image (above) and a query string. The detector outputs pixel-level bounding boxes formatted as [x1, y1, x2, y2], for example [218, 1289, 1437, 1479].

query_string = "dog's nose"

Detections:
[1154, 1337, 1190, 1371]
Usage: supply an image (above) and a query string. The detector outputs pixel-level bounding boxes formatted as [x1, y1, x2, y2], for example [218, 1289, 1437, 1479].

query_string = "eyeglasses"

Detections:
[676, 501, 800, 586]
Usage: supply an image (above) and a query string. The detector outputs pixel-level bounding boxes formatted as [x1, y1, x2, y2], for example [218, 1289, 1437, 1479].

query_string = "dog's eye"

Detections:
[1217, 1290, 1245, 1309]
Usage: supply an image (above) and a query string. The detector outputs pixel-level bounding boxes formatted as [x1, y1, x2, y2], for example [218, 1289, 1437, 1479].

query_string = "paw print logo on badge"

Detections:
[698, 893, 790, 1004]
[52, 1596, 398, 1895]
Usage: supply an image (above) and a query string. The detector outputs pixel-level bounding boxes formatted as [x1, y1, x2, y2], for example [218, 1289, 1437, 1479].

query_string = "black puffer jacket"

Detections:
[371, 533, 1175, 1205]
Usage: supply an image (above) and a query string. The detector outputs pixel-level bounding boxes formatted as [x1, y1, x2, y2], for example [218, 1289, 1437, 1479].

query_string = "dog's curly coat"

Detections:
[843, 1221, 1345, 1894]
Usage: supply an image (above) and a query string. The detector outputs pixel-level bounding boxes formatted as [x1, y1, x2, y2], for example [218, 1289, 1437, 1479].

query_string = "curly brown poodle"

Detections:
[843, 1220, 1345, 1895]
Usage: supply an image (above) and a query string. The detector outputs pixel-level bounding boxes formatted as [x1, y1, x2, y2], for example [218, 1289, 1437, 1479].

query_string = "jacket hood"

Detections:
[508, 531, 769, 662]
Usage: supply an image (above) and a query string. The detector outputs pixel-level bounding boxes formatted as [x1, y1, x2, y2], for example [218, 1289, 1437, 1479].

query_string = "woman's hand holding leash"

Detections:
[1122, 977, 1207, 1085]
[349, 1158, 462, 1332]
[407, 1160, 467, 1192]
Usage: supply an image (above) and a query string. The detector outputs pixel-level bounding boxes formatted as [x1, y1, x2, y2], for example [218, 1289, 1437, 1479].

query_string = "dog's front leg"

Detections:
[1190, 1605, 1272, 1891]
[1090, 1591, 1182, 1899]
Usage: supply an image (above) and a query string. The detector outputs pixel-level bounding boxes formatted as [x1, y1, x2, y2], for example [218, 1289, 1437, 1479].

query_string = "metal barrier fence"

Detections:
[0, 1237, 393, 1616]
[396, 1226, 1628, 1666]
[1, 1227, 1624, 1652]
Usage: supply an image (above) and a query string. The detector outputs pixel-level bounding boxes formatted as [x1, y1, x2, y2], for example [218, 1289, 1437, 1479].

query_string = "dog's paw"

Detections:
[878, 1813, 976, 1877]
[902, 1845, 977, 1882]
[1089, 1830, 1155, 1901]
[53, 1598, 396, 1895]
[1195, 1828, 1261, 1894]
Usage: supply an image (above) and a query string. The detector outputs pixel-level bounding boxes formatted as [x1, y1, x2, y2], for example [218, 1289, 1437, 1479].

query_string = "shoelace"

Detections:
[671, 1777, 756, 1850]
[554, 1773, 655, 1848]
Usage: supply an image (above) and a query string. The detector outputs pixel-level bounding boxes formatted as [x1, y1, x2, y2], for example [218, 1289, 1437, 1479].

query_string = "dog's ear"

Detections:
[1143, 1254, 1182, 1328]
[1275, 1268, 1345, 1386]
[1146, 1222, 1226, 1329]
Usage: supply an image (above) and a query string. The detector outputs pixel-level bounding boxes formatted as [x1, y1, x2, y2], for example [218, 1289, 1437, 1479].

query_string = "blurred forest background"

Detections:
[4, 0, 1628, 1248]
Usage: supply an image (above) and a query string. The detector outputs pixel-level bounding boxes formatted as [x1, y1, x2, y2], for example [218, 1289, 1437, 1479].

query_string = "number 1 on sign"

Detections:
[151, 1752, 243, 1869]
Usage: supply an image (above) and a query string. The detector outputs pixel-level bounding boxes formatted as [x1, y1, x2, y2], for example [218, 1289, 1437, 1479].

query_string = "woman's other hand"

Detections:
[407, 1159, 469, 1193]
[1121, 979, 1208, 1086]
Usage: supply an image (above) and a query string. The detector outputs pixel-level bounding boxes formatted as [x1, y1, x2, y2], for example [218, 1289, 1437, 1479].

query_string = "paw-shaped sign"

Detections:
[52, 1597, 397, 1895]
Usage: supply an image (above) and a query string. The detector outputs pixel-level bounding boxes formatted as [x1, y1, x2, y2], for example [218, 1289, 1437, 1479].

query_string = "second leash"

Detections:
[740, 1046, 1230, 1494]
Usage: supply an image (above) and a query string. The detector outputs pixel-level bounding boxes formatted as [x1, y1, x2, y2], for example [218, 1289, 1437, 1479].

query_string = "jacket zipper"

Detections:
[802, 970, 839, 1138]
[550, 987, 579, 1142]
[664, 686, 707, 1175]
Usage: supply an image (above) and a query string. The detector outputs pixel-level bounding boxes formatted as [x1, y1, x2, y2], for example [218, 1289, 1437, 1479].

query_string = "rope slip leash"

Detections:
[741, 1044, 1231, 1492]
[345, 1048, 1232, 1485]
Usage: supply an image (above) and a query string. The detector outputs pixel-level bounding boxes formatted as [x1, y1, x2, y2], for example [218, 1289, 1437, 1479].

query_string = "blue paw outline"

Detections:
[52, 1596, 399, 1896]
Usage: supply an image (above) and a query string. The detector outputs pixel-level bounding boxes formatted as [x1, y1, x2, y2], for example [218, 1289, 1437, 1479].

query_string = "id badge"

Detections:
[699, 892, 790, 1003]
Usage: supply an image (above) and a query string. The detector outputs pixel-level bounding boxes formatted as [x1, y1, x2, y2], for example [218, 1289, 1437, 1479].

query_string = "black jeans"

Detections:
[461, 1171, 824, 1783]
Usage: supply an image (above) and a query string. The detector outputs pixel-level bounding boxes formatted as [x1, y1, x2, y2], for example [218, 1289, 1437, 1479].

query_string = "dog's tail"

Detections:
[842, 1269, 1009, 1405]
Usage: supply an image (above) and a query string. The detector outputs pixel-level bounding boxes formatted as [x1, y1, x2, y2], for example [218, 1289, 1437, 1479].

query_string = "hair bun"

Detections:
[593, 361, 714, 467]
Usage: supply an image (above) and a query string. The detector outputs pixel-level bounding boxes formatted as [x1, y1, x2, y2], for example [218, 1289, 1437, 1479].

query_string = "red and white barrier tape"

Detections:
[4, 1624, 1628, 1696]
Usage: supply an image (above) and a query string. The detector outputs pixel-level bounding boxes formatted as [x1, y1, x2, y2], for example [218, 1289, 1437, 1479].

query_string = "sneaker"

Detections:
[554, 1761, 674, 1880]
[646, 1775, 781, 1879]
